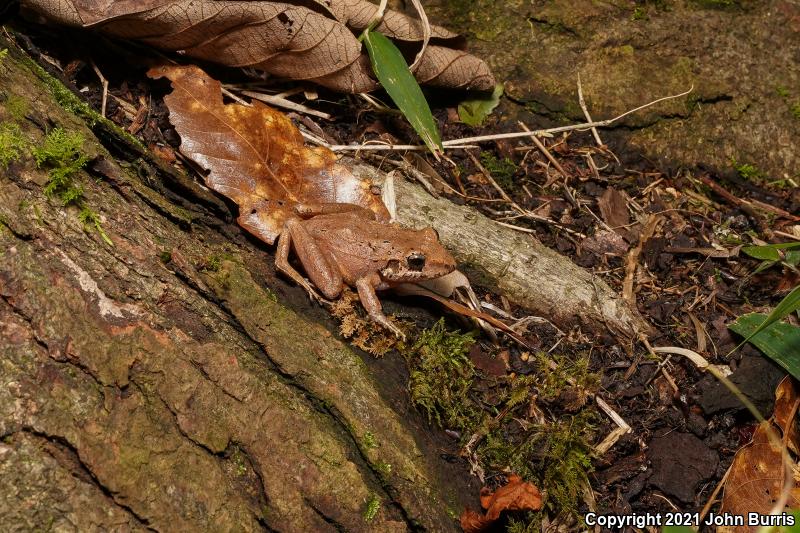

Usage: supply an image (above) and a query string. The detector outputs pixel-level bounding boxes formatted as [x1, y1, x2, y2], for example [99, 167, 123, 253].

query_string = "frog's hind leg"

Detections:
[276, 218, 343, 301]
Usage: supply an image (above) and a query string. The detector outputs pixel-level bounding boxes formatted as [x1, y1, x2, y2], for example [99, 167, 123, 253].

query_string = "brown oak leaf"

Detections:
[460, 474, 543, 532]
[21, 0, 495, 92]
[148, 64, 388, 243]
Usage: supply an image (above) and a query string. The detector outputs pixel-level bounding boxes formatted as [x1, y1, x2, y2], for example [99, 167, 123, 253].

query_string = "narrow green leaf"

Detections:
[742, 242, 800, 261]
[729, 313, 800, 380]
[458, 83, 503, 126]
[362, 30, 443, 155]
[738, 284, 800, 346]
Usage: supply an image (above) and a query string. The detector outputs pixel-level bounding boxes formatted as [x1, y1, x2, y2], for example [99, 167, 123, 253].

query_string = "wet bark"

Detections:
[0, 32, 463, 532]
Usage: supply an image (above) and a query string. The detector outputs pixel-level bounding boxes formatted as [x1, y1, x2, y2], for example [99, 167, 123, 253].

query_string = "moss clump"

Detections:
[34, 127, 89, 204]
[404, 319, 480, 429]
[533, 351, 599, 408]
[0, 122, 26, 168]
[791, 102, 800, 120]
[33, 127, 112, 245]
[362, 431, 378, 449]
[362, 494, 381, 522]
[480, 152, 518, 190]
[732, 160, 764, 184]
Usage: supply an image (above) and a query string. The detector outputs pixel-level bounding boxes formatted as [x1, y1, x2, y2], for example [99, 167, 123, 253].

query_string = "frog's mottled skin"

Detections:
[276, 203, 456, 338]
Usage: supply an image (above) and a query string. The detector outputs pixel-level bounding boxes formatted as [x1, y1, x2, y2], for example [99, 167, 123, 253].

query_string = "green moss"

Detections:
[0, 49, 7, 63]
[362, 494, 381, 522]
[0, 122, 26, 168]
[17, 50, 146, 152]
[732, 160, 764, 183]
[78, 207, 113, 246]
[375, 461, 392, 476]
[362, 431, 378, 449]
[31, 127, 112, 244]
[34, 128, 89, 205]
[791, 102, 800, 120]
[631, 6, 647, 20]
[159, 250, 173, 263]
[404, 319, 480, 429]
[6, 94, 28, 121]
[532, 351, 599, 403]
[539, 411, 596, 512]
[479, 152, 518, 191]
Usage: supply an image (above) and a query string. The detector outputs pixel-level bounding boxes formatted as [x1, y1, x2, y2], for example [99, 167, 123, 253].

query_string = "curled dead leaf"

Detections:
[460, 474, 542, 532]
[147, 64, 388, 243]
[719, 378, 800, 533]
[21, 0, 495, 92]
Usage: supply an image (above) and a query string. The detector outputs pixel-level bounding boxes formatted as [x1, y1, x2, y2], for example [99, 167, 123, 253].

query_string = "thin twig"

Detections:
[577, 74, 603, 146]
[90, 60, 109, 118]
[330, 86, 693, 152]
[240, 90, 331, 120]
[518, 121, 569, 186]
[221, 87, 251, 106]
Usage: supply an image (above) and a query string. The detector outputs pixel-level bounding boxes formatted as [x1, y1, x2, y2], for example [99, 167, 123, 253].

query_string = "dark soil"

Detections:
[8, 11, 800, 532]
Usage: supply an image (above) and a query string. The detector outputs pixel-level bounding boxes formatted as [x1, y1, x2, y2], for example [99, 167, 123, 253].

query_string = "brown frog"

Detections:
[276, 203, 456, 338]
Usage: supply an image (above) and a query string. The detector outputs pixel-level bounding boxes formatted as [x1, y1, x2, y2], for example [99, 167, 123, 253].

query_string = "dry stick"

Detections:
[577, 74, 603, 147]
[594, 396, 632, 455]
[622, 214, 660, 305]
[698, 464, 731, 528]
[518, 121, 569, 187]
[698, 175, 764, 227]
[330, 86, 693, 151]
[240, 89, 332, 120]
[90, 60, 109, 118]
[408, 0, 432, 72]
[466, 150, 521, 208]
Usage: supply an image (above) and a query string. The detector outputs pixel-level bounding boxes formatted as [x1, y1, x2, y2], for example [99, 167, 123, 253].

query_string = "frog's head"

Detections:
[380, 227, 456, 282]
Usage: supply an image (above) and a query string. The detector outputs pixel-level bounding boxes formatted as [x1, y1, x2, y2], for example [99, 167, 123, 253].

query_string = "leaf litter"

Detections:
[21, 0, 495, 93]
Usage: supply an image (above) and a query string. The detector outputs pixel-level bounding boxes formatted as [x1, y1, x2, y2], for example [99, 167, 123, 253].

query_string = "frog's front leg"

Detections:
[355, 272, 405, 340]
[276, 218, 343, 302]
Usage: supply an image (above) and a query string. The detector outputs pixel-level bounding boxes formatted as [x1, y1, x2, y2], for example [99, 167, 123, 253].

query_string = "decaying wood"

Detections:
[0, 34, 465, 532]
[350, 163, 653, 338]
[19, 0, 495, 93]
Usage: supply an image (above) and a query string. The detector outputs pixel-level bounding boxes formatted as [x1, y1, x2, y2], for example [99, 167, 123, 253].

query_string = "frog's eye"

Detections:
[407, 253, 426, 271]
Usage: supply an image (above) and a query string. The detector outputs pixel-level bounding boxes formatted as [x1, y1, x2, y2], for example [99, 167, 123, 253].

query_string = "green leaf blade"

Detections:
[729, 312, 800, 379]
[362, 31, 443, 155]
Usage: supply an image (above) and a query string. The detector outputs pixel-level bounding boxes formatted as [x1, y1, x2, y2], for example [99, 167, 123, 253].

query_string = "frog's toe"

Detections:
[380, 319, 406, 340]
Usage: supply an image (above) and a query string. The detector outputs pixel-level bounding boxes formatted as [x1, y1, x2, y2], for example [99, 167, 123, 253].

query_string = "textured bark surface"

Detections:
[427, 0, 800, 180]
[351, 163, 651, 338]
[0, 34, 464, 532]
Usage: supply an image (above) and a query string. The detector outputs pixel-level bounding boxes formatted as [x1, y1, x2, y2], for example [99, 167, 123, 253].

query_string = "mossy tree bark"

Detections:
[0, 33, 465, 532]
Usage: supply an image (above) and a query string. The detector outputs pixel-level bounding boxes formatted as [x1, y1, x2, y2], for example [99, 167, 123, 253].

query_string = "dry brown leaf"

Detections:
[460, 474, 543, 532]
[774, 376, 800, 454]
[148, 64, 388, 243]
[719, 378, 800, 532]
[21, 0, 495, 92]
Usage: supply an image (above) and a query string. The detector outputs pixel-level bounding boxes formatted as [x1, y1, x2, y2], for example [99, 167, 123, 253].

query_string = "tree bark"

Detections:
[0, 32, 464, 532]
